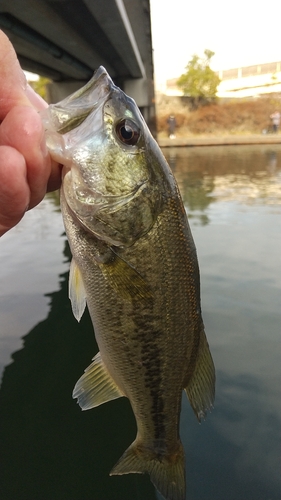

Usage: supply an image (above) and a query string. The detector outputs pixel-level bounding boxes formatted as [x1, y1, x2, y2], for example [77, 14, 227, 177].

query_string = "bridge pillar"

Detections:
[123, 77, 156, 135]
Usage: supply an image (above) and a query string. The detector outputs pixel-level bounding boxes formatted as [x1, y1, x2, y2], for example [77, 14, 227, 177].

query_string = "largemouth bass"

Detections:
[41, 67, 215, 500]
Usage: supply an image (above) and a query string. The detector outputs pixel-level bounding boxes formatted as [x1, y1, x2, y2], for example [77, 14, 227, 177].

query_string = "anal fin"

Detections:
[184, 326, 215, 422]
[73, 352, 124, 410]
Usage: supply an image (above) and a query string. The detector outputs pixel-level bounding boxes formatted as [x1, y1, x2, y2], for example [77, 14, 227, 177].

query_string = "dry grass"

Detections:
[156, 94, 281, 137]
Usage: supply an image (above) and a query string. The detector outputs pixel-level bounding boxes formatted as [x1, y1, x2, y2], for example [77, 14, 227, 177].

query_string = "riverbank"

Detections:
[158, 134, 281, 147]
[156, 93, 281, 145]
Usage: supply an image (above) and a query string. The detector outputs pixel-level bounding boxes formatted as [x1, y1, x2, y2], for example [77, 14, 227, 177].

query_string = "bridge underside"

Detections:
[0, 0, 155, 127]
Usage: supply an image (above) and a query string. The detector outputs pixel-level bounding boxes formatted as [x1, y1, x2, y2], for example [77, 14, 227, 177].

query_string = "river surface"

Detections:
[0, 145, 280, 500]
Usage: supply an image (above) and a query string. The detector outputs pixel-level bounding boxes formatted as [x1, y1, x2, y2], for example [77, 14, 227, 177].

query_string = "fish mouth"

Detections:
[40, 66, 118, 166]
[41, 66, 115, 136]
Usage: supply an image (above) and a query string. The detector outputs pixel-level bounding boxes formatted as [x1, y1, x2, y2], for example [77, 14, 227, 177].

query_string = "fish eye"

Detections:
[116, 119, 140, 146]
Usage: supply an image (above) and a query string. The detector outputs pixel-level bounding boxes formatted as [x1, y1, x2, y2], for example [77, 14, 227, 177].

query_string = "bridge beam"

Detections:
[0, 0, 156, 131]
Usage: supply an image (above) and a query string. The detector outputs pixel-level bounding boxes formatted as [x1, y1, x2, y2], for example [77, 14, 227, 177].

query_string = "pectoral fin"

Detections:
[99, 253, 152, 301]
[69, 258, 87, 322]
[73, 352, 124, 410]
[184, 326, 215, 422]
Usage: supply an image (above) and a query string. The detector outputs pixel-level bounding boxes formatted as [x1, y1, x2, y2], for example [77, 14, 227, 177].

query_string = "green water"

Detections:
[0, 145, 280, 500]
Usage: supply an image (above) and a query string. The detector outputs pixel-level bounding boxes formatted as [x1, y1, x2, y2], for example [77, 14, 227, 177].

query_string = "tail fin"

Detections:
[110, 440, 185, 500]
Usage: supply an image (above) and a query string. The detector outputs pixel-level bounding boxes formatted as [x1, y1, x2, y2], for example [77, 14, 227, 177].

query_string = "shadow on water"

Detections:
[0, 241, 157, 500]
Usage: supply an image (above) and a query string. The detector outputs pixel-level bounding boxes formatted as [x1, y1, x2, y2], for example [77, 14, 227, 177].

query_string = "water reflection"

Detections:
[164, 145, 281, 225]
[0, 145, 280, 500]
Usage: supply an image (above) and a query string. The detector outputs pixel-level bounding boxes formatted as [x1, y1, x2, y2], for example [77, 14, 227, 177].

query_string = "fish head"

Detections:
[41, 66, 164, 247]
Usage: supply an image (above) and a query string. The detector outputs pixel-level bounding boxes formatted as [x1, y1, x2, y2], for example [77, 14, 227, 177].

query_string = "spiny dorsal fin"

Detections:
[73, 352, 124, 410]
[184, 327, 215, 422]
[69, 258, 87, 322]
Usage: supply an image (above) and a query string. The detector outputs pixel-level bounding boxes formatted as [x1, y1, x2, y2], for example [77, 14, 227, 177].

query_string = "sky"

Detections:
[150, 0, 281, 88]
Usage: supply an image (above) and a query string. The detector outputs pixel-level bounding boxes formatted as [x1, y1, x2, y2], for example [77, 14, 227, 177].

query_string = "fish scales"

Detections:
[61, 194, 187, 439]
[41, 66, 215, 500]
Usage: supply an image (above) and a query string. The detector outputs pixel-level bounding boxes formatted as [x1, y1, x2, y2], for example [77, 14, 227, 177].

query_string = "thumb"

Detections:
[0, 30, 44, 119]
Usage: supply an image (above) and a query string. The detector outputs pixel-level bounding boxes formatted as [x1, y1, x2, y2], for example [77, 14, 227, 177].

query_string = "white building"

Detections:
[165, 61, 281, 98]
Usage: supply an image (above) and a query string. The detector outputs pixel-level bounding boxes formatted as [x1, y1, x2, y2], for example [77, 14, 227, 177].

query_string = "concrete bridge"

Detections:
[0, 0, 155, 127]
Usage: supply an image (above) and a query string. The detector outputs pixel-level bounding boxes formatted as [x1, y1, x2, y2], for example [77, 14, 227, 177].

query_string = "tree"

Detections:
[28, 76, 51, 101]
[177, 49, 220, 109]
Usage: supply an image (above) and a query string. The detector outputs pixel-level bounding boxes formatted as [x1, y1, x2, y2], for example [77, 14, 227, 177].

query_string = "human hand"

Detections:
[0, 30, 61, 237]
